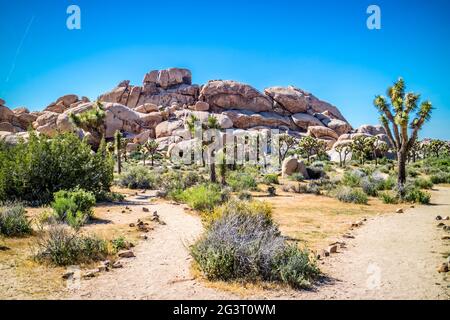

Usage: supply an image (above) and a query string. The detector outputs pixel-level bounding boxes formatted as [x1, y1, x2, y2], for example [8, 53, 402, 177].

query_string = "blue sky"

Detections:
[1, 0, 449, 139]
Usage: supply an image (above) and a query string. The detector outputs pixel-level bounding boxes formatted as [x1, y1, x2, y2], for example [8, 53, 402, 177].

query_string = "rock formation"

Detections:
[0, 67, 388, 161]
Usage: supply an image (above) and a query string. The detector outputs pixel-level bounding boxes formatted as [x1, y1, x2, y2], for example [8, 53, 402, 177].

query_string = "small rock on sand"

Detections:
[118, 250, 135, 258]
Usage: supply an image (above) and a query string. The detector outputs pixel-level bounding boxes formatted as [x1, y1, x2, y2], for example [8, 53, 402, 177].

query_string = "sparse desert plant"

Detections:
[35, 225, 108, 266]
[404, 188, 431, 204]
[118, 164, 157, 189]
[262, 173, 279, 185]
[174, 184, 223, 212]
[414, 177, 434, 190]
[227, 169, 258, 192]
[208, 199, 272, 226]
[111, 236, 130, 252]
[379, 192, 399, 204]
[288, 173, 304, 182]
[0, 202, 32, 237]
[237, 191, 253, 201]
[51, 188, 96, 229]
[335, 186, 368, 204]
[342, 170, 365, 187]
[191, 209, 319, 288]
[360, 177, 379, 197]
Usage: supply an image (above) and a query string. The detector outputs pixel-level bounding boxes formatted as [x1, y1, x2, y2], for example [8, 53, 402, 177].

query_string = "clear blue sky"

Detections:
[1, 0, 449, 139]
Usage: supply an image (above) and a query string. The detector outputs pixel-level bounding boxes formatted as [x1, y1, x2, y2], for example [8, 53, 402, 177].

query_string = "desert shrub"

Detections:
[118, 165, 156, 189]
[360, 177, 379, 196]
[0, 133, 113, 205]
[335, 187, 368, 204]
[51, 188, 96, 229]
[262, 174, 279, 185]
[111, 236, 129, 252]
[227, 170, 258, 192]
[342, 170, 365, 187]
[272, 245, 320, 289]
[378, 192, 398, 204]
[208, 199, 272, 226]
[173, 184, 223, 212]
[407, 168, 419, 178]
[35, 225, 108, 266]
[0, 202, 32, 237]
[238, 191, 253, 201]
[191, 210, 319, 288]
[96, 191, 125, 203]
[414, 177, 434, 190]
[288, 173, 304, 182]
[404, 188, 431, 204]
[430, 172, 450, 184]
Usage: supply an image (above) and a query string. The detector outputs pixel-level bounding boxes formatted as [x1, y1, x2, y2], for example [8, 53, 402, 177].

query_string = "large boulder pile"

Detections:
[0, 68, 362, 153]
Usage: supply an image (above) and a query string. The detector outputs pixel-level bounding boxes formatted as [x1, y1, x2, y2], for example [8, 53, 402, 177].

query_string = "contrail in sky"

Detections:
[5, 15, 35, 83]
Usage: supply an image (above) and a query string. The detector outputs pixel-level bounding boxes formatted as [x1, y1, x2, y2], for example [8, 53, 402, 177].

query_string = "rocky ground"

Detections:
[55, 188, 450, 300]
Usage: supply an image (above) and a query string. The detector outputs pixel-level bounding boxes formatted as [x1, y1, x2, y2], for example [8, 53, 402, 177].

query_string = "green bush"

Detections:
[0, 203, 32, 237]
[111, 236, 129, 252]
[341, 170, 364, 187]
[414, 177, 434, 190]
[288, 173, 304, 182]
[335, 187, 368, 204]
[174, 184, 223, 212]
[404, 188, 431, 204]
[262, 174, 279, 185]
[118, 165, 157, 189]
[379, 192, 398, 204]
[191, 208, 319, 288]
[227, 169, 258, 192]
[0, 133, 113, 205]
[430, 172, 450, 184]
[51, 188, 96, 229]
[35, 225, 108, 266]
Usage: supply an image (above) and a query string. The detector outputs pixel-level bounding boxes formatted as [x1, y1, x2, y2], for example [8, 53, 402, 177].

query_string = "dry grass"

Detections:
[251, 186, 398, 252]
[0, 192, 158, 300]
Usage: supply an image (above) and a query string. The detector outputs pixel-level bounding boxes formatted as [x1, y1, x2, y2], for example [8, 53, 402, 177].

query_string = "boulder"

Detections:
[356, 124, 386, 136]
[264, 86, 308, 113]
[307, 126, 339, 140]
[143, 68, 192, 89]
[199, 80, 273, 112]
[45, 94, 79, 113]
[155, 120, 184, 138]
[0, 98, 4, 106]
[13, 107, 30, 115]
[282, 156, 309, 178]
[14, 113, 37, 130]
[0, 122, 16, 133]
[0, 106, 14, 122]
[56, 102, 94, 132]
[291, 113, 324, 130]
[223, 110, 294, 130]
[135, 103, 159, 113]
[327, 119, 352, 136]
[35, 111, 59, 128]
[190, 101, 210, 111]
[138, 112, 164, 128]
[133, 130, 154, 144]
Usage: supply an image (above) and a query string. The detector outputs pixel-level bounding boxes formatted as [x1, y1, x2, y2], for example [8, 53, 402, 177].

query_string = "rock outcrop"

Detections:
[0, 68, 357, 151]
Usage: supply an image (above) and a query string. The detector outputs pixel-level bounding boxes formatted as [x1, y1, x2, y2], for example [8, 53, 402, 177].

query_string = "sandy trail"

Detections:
[66, 188, 450, 300]
[295, 186, 450, 300]
[68, 198, 237, 300]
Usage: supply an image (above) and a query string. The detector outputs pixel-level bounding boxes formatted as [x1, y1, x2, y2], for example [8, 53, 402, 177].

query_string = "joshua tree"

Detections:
[374, 78, 432, 197]
[351, 135, 369, 165]
[298, 136, 319, 164]
[428, 139, 446, 158]
[335, 142, 352, 167]
[408, 140, 421, 163]
[204, 115, 221, 183]
[144, 139, 160, 166]
[278, 134, 297, 162]
[69, 100, 106, 149]
[216, 149, 227, 185]
[114, 130, 122, 174]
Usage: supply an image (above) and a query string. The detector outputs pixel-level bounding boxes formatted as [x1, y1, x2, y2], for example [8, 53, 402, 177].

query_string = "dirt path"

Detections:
[295, 186, 450, 300]
[67, 198, 237, 300]
[65, 188, 449, 300]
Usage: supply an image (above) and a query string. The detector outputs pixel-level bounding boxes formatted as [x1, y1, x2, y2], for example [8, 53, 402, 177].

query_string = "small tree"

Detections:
[374, 78, 433, 197]
[428, 139, 446, 158]
[351, 136, 369, 165]
[204, 115, 221, 183]
[408, 140, 421, 163]
[114, 130, 122, 174]
[298, 136, 319, 164]
[335, 142, 352, 167]
[278, 134, 297, 162]
[144, 139, 160, 166]
[69, 101, 106, 149]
